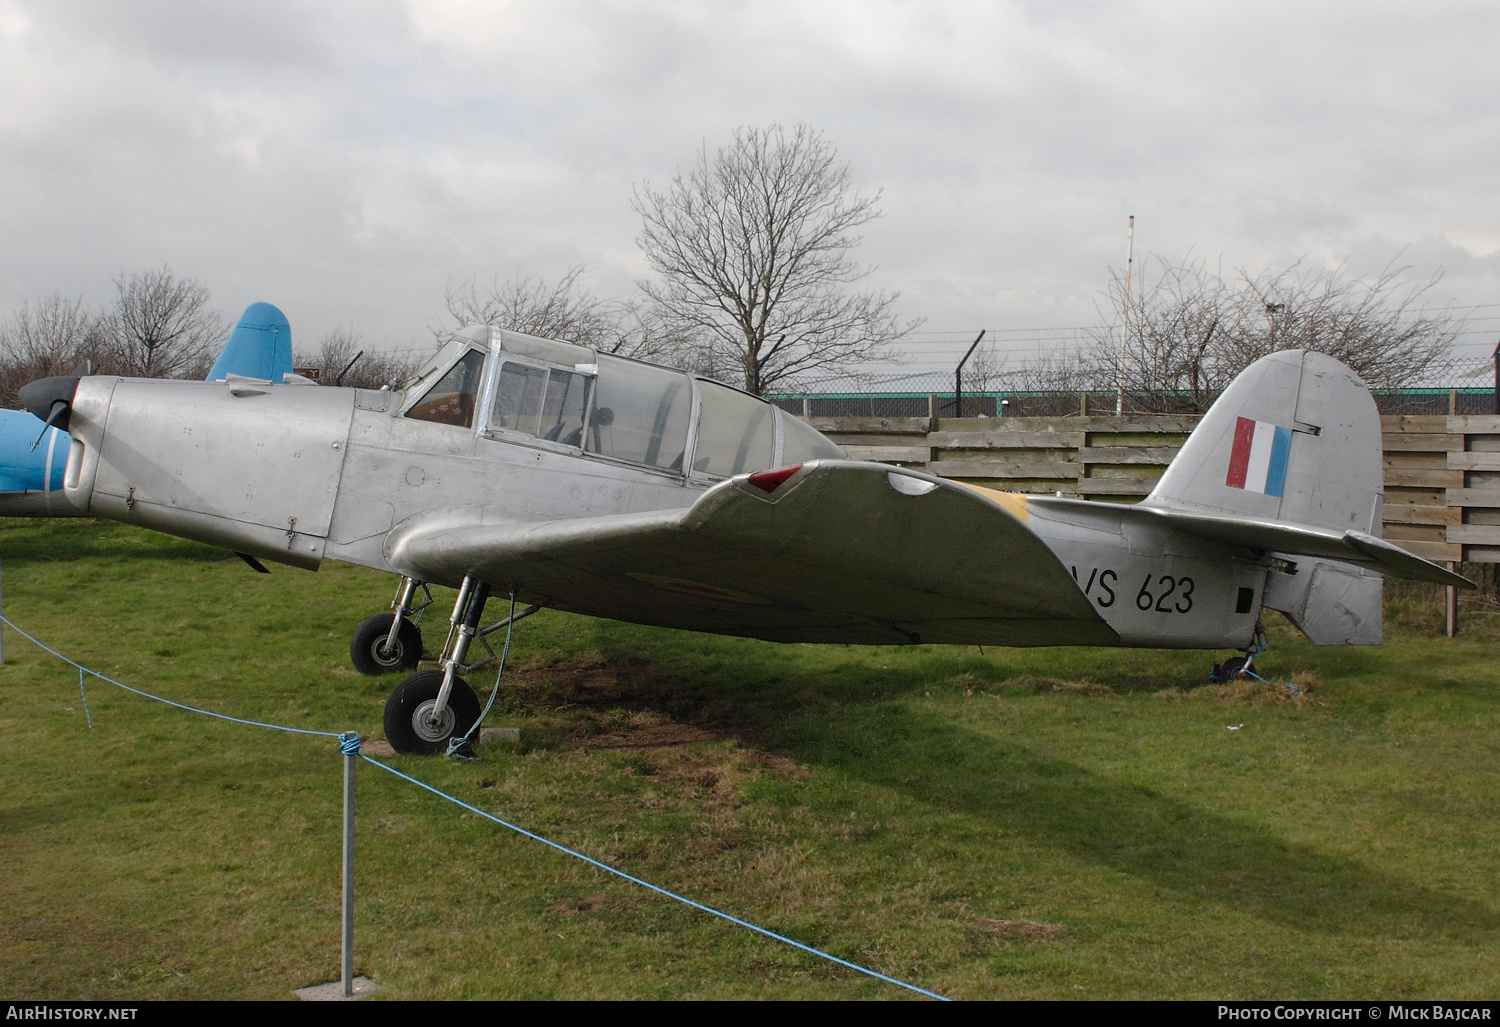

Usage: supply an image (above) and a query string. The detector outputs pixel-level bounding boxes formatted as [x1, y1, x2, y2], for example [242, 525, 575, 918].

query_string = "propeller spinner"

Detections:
[18, 371, 84, 449]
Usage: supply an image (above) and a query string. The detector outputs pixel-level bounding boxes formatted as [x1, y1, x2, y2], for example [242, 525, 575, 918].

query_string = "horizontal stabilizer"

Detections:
[1127, 506, 1473, 589]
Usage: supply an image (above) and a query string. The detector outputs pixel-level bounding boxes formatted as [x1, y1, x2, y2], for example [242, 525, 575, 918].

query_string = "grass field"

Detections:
[1, 518, 1498, 1000]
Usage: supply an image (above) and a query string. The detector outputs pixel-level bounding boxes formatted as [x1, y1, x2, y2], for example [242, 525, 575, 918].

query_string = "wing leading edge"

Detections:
[385, 461, 1120, 646]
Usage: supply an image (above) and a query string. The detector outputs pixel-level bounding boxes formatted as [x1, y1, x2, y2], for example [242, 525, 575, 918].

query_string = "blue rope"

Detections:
[1, 615, 342, 740]
[360, 754, 950, 1001]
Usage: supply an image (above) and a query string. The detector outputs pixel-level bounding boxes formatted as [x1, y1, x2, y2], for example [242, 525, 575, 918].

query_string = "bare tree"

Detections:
[108, 266, 226, 378]
[445, 265, 615, 350]
[0, 294, 113, 406]
[633, 122, 917, 394]
[1083, 255, 1464, 412]
[295, 325, 426, 390]
[1234, 262, 1460, 389]
[295, 325, 360, 384]
[442, 265, 684, 363]
[1003, 347, 1096, 396]
[1083, 256, 1231, 412]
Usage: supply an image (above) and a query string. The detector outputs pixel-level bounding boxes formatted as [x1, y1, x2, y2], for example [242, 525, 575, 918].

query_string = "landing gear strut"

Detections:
[349, 577, 432, 676]
[1211, 619, 1268, 682]
[383, 576, 540, 755]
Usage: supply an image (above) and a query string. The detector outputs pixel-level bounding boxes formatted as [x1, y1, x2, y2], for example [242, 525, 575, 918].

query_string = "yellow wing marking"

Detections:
[948, 480, 1029, 523]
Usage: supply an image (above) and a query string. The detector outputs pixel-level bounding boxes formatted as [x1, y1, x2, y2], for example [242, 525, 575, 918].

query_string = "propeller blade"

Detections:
[28, 400, 69, 452]
[18, 373, 84, 439]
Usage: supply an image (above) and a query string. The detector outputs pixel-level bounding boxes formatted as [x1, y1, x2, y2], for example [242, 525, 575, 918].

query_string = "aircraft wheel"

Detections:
[384, 670, 480, 755]
[350, 613, 423, 676]
[1210, 655, 1250, 682]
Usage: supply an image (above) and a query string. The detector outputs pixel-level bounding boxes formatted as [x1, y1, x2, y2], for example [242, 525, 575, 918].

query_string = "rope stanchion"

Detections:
[5, 614, 948, 1001]
[338, 732, 360, 998]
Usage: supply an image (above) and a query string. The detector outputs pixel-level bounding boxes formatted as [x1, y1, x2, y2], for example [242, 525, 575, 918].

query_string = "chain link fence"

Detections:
[768, 354, 1500, 418]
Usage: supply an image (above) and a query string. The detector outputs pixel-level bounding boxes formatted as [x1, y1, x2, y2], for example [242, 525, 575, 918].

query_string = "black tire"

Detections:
[383, 670, 480, 755]
[350, 613, 424, 676]
[1210, 656, 1250, 683]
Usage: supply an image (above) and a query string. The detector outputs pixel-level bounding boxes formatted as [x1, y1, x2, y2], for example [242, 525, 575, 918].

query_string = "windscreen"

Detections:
[405, 349, 486, 427]
[586, 355, 691, 472]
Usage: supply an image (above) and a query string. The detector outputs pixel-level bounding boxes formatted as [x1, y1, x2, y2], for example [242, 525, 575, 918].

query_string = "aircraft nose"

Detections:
[18, 373, 82, 433]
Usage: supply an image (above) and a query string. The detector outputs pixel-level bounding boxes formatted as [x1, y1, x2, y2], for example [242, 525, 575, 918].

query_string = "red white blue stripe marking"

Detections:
[1226, 416, 1292, 496]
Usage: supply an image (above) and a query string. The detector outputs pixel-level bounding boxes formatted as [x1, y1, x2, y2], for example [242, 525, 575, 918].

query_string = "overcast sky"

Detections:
[3, 0, 1498, 371]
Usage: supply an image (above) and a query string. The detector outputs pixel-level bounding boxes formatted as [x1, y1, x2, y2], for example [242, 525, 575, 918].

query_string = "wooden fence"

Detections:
[809, 412, 1500, 565]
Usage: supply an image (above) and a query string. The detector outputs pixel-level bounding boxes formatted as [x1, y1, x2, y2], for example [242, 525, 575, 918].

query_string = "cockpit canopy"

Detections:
[401, 327, 842, 479]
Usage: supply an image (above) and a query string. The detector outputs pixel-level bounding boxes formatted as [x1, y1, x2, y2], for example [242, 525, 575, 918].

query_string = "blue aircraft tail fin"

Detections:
[207, 302, 294, 382]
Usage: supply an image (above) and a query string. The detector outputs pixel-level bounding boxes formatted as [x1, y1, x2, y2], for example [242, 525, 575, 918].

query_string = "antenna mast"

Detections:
[1116, 214, 1134, 416]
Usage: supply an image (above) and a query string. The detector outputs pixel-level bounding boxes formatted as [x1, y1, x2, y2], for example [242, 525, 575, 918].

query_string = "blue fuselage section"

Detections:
[0, 411, 68, 494]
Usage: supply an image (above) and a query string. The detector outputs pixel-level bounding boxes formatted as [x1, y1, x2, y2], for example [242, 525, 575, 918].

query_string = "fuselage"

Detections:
[29, 328, 1269, 650]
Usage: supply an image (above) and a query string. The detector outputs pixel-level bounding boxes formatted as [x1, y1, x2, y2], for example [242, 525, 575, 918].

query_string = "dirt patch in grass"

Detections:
[504, 661, 769, 752]
[508, 661, 682, 710]
[963, 674, 1117, 698]
[579, 720, 721, 751]
[978, 918, 1063, 940]
[554, 894, 650, 915]
[584, 722, 810, 797]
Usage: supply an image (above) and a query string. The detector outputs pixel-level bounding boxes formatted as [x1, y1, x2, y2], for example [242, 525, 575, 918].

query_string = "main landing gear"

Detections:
[1211, 619, 1268, 683]
[349, 577, 433, 676]
[382, 576, 541, 755]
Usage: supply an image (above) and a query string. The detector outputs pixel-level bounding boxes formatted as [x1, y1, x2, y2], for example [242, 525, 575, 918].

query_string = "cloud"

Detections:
[2, 0, 1499, 364]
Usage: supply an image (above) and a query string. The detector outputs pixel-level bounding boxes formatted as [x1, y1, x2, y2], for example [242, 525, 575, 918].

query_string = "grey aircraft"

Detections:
[15, 328, 1471, 753]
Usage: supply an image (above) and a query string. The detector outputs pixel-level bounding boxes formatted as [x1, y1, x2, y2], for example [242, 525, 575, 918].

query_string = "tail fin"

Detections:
[207, 302, 294, 383]
[1137, 350, 1469, 642]
[1144, 349, 1382, 536]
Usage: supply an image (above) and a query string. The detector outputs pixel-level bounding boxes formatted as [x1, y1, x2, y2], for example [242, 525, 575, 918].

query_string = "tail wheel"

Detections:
[1210, 655, 1250, 682]
[350, 613, 424, 676]
[384, 670, 480, 755]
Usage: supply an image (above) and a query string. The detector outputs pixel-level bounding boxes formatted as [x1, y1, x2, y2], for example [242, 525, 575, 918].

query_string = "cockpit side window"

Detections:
[692, 381, 775, 477]
[491, 361, 592, 447]
[585, 355, 691, 472]
[405, 349, 486, 427]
